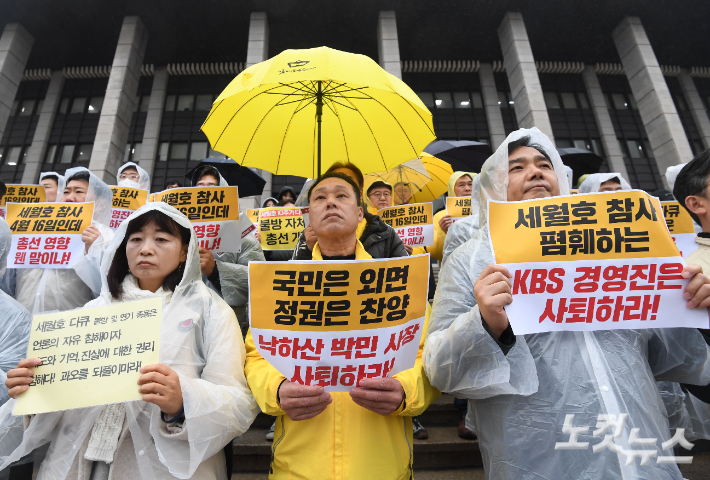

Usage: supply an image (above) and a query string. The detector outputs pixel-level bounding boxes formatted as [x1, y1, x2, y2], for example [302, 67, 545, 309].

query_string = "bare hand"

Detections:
[138, 363, 183, 416]
[254, 231, 261, 242]
[403, 244, 413, 255]
[199, 248, 216, 276]
[682, 264, 710, 309]
[279, 380, 332, 421]
[304, 225, 318, 251]
[438, 215, 453, 234]
[5, 358, 41, 399]
[82, 225, 101, 253]
[349, 378, 405, 416]
[474, 265, 512, 339]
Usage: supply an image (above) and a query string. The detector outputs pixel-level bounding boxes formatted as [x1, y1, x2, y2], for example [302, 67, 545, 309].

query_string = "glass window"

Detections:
[124, 143, 131, 162]
[176, 95, 194, 112]
[19, 99, 35, 116]
[195, 94, 213, 111]
[618, 140, 628, 158]
[642, 140, 654, 158]
[132, 143, 142, 161]
[164, 95, 176, 112]
[577, 93, 590, 110]
[497, 91, 506, 106]
[158, 142, 169, 161]
[612, 94, 628, 110]
[70, 97, 87, 114]
[544, 92, 560, 109]
[11, 100, 19, 116]
[434, 92, 453, 109]
[189, 142, 208, 160]
[36, 99, 44, 115]
[59, 98, 70, 114]
[561, 93, 577, 109]
[209, 149, 227, 159]
[628, 95, 638, 110]
[76, 144, 93, 160]
[674, 94, 688, 111]
[590, 139, 603, 156]
[417, 92, 434, 108]
[170, 142, 188, 159]
[556, 138, 573, 148]
[4, 146, 22, 165]
[603, 94, 612, 110]
[87, 96, 103, 114]
[453, 92, 471, 108]
[45, 144, 57, 163]
[140, 95, 150, 112]
[59, 145, 75, 163]
[693, 140, 704, 155]
[626, 140, 642, 158]
[470, 92, 483, 109]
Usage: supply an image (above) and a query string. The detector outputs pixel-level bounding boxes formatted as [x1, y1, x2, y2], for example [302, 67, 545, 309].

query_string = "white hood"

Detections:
[117, 161, 151, 191]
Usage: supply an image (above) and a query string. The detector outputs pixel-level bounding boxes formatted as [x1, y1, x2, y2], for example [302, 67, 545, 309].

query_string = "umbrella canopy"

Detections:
[423, 139, 492, 173]
[185, 158, 266, 197]
[364, 153, 454, 204]
[201, 46, 436, 178]
[556, 148, 605, 186]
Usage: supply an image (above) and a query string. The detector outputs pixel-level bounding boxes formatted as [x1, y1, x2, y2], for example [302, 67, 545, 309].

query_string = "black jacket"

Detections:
[291, 211, 408, 260]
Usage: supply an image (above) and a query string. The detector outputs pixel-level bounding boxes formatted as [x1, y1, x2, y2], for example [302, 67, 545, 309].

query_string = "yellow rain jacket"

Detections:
[244, 241, 440, 480]
[429, 172, 476, 261]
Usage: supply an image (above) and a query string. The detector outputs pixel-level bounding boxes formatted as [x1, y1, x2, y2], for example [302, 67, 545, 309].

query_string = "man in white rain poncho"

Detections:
[0, 202, 258, 480]
[578, 172, 632, 193]
[423, 127, 710, 479]
[14, 167, 115, 314]
[441, 175, 481, 266]
[117, 162, 151, 191]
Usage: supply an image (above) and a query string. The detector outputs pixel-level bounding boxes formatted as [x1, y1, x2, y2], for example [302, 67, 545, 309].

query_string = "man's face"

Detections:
[61, 179, 89, 203]
[368, 186, 392, 210]
[119, 167, 140, 183]
[506, 146, 560, 201]
[599, 180, 622, 192]
[41, 178, 58, 202]
[394, 184, 412, 205]
[453, 175, 473, 197]
[166, 183, 179, 190]
[281, 191, 295, 204]
[196, 175, 219, 187]
[309, 178, 363, 242]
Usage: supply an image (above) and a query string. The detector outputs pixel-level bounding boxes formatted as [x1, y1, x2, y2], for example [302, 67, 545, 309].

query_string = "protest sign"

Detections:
[378, 202, 434, 247]
[110, 186, 148, 230]
[247, 208, 261, 225]
[154, 186, 241, 253]
[249, 254, 430, 392]
[0, 184, 46, 219]
[661, 201, 698, 258]
[258, 207, 307, 250]
[6, 202, 94, 269]
[14, 297, 161, 415]
[446, 196, 472, 223]
[487, 191, 708, 334]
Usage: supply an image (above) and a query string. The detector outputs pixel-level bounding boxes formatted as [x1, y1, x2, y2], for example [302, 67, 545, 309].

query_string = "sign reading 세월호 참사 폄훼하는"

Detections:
[378, 202, 434, 247]
[661, 201, 698, 258]
[249, 254, 430, 392]
[153, 186, 241, 253]
[6, 202, 94, 269]
[110, 186, 148, 230]
[446, 196, 472, 223]
[487, 190, 708, 335]
[258, 207, 308, 250]
[14, 297, 162, 415]
[0, 184, 47, 219]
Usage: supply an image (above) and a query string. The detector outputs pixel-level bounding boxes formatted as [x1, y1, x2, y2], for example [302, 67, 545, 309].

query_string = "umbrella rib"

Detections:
[293, 95, 318, 115]
[330, 88, 387, 168]
[324, 97, 358, 111]
[328, 100, 351, 165]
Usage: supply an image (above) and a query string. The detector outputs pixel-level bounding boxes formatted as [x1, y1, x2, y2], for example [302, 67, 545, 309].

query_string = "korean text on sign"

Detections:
[6, 202, 94, 269]
[0, 184, 47, 219]
[487, 191, 707, 335]
[661, 201, 697, 258]
[446, 196, 472, 223]
[154, 186, 241, 253]
[110, 186, 148, 230]
[14, 297, 161, 415]
[378, 202, 434, 248]
[249, 255, 430, 392]
[258, 207, 307, 251]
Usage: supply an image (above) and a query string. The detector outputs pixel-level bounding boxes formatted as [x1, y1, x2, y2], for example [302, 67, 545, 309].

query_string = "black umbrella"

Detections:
[423, 140, 493, 173]
[556, 148, 605, 186]
[185, 158, 266, 197]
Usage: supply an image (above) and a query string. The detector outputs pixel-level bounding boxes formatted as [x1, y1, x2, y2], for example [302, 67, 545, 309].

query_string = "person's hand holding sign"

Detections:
[682, 264, 710, 309]
[474, 264, 513, 340]
[278, 380, 332, 421]
[82, 225, 101, 253]
[199, 248, 216, 276]
[138, 363, 184, 417]
[438, 215, 453, 234]
[5, 358, 41, 398]
[350, 378, 405, 415]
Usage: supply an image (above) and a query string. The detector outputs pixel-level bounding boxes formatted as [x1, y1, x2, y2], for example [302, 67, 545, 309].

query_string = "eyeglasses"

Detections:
[119, 173, 140, 181]
[369, 192, 391, 199]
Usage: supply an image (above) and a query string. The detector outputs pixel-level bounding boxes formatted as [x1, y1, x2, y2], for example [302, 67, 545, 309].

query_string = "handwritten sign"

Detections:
[249, 255, 430, 392]
[154, 186, 241, 253]
[487, 191, 707, 334]
[110, 186, 148, 230]
[446, 196, 472, 223]
[378, 202, 434, 247]
[6, 202, 94, 269]
[0, 184, 46, 219]
[14, 297, 162, 415]
[661, 201, 698, 258]
[258, 207, 307, 250]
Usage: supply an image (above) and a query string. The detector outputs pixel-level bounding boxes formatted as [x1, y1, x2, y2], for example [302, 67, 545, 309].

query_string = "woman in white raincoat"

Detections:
[117, 162, 151, 191]
[423, 127, 710, 480]
[578, 172, 632, 193]
[14, 167, 115, 313]
[0, 202, 258, 480]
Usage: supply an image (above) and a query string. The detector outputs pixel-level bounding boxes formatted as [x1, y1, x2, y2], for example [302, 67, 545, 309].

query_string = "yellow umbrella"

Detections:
[365, 152, 454, 204]
[201, 47, 436, 177]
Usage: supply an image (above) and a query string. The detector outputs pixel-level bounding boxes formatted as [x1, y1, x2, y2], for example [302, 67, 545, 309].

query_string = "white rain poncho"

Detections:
[0, 202, 258, 480]
[0, 219, 32, 407]
[564, 165, 573, 189]
[442, 175, 480, 266]
[578, 172, 632, 193]
[117, 162, 151, 191]
[665, 164, 686, 193]
[14, 167, 115, 314]
[423, 127, 710, 480]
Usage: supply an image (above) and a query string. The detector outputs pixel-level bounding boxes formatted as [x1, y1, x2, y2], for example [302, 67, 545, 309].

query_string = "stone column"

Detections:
[612, 17, 693, 185]
[88, 16, 148, 184]
[497, 12, 554, 142]
[678, 69, 710, 150]
[478, 63, 506, 149]
[581, 65, 629, 178]
[0, 24, 33, 144]
[22, 71, 64, 183]
[377, 11, 402, 79]
[137, 66, 167, 180]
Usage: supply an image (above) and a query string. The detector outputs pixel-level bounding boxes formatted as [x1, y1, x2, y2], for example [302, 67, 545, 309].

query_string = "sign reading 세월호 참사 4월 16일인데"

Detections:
[661, 201, 698, 258]
[487, 191, 708, 335]
[446, 196, 472, 223]
[249, 255, 430, 392]
[110, 186, 148, 230]
[14, 297, 162, 415]
[0, 184, 47, 219]
[378, 202, 434, 248]
[6, 202, 94, 269]
[258, 207, 308, 250]
[153, 186, 241, 253]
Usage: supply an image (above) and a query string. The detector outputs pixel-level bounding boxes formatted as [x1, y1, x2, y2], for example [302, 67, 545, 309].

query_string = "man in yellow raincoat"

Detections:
[428, 172, 476, 261]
